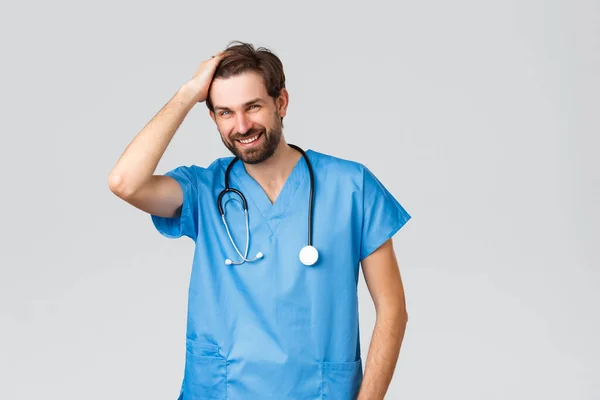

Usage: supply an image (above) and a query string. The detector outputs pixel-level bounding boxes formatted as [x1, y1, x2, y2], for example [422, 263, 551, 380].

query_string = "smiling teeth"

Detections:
[240, 135, 259, 144]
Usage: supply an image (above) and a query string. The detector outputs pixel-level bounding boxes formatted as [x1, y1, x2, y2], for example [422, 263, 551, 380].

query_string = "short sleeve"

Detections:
[359, 166, 411, 261]
[150, 165, 199, 240]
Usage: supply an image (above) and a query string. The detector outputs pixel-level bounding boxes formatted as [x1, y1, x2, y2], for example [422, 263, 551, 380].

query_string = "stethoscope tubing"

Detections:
[217, 144, 315, 264]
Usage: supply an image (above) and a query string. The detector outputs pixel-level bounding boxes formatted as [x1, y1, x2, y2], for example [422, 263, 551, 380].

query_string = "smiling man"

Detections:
[109, 41, 412, 400]
[210, 75, 283, 165]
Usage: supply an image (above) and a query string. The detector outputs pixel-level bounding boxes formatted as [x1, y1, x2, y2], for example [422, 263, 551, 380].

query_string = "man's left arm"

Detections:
[357, 238, 409, 400]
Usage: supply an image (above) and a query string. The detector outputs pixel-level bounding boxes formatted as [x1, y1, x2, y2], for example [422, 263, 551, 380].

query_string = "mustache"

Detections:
[231, 128, 264, 141]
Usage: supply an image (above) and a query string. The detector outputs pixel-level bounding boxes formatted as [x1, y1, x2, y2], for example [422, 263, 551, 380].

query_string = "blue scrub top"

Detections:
[151, 149, 411, 399]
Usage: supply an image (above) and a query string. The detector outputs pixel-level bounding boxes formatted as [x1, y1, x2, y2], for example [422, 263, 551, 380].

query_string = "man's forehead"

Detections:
[211, 72, 269, 108]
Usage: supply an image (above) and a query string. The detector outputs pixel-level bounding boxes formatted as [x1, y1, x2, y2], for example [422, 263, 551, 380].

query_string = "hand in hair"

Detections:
[183, 51, 226, 103]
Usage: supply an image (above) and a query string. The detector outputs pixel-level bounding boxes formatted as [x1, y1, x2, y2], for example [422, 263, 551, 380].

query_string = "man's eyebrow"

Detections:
[214, 98, 264, 111]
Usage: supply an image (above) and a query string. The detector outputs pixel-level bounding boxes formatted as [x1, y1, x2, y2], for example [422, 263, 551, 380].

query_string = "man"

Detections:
[109, 41, 411, 400]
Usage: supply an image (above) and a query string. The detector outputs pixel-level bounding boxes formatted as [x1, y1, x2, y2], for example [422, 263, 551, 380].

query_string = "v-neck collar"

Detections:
[228, 150, 310, 234]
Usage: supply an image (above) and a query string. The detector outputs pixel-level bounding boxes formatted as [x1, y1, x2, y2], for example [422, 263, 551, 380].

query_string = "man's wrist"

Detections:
[175, 82, 202, 108]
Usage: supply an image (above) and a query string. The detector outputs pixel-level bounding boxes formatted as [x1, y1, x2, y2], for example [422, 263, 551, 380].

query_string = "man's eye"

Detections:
[220, 111, 230, 116]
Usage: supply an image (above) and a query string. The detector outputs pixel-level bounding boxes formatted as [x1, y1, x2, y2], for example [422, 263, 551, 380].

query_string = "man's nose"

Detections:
[235, 113, 252, 134]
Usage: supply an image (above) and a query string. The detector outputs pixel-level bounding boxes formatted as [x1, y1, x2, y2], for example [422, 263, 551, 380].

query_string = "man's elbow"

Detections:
[377, 299, 409, 324]
[395, 308, 409, 325]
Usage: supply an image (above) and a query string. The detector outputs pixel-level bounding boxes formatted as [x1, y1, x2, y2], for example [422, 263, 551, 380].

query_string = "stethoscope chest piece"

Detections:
[299, 245, 319, 266]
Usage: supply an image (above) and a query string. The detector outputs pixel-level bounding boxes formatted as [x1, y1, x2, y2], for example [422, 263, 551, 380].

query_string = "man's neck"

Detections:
[243, 139, 302, 202]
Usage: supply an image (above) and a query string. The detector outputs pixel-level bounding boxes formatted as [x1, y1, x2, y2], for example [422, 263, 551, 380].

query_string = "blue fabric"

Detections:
[151, 149, 411, 399]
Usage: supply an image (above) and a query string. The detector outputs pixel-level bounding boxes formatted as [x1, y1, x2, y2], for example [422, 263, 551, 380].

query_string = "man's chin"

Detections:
[238, 149, 270, 164]
[224, 129, 280, 164]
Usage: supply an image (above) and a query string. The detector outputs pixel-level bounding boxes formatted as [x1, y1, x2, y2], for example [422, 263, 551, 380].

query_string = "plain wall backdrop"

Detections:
[1, 0, 598, 398]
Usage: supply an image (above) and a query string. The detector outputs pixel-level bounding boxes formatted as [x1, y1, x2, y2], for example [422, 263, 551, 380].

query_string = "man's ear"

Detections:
[277, 87, 289, 118]
[209, 109, 216, 123]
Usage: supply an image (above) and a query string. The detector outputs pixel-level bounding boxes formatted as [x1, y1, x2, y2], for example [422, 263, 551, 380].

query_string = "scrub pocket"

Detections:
[182, 338, 227, 400]
[321, 358, 363, 400]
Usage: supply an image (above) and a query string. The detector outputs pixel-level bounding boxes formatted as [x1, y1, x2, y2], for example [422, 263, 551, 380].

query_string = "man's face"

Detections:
[209, 71, 286, 164]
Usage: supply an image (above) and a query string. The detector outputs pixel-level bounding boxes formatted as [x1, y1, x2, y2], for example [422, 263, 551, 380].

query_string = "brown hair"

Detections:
[206, 41, 286, 124]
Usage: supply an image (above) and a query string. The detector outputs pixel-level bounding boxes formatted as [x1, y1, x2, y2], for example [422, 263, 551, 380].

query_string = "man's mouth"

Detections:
[236, 132, 263, 145]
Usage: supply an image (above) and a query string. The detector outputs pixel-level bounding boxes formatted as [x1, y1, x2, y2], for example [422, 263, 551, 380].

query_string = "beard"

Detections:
[221, 117, 282, 165]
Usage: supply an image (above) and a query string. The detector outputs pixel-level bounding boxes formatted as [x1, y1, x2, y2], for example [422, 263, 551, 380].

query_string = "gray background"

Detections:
[1, 0, 598, 398]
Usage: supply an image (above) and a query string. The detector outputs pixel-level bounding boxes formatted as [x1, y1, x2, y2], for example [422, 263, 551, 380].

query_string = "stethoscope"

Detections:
[217, 144, 319, 266]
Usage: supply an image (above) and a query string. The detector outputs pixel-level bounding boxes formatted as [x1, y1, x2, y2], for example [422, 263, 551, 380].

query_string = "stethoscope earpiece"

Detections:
[219, 144, 317, 266]
[225, 251, 262, 266]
